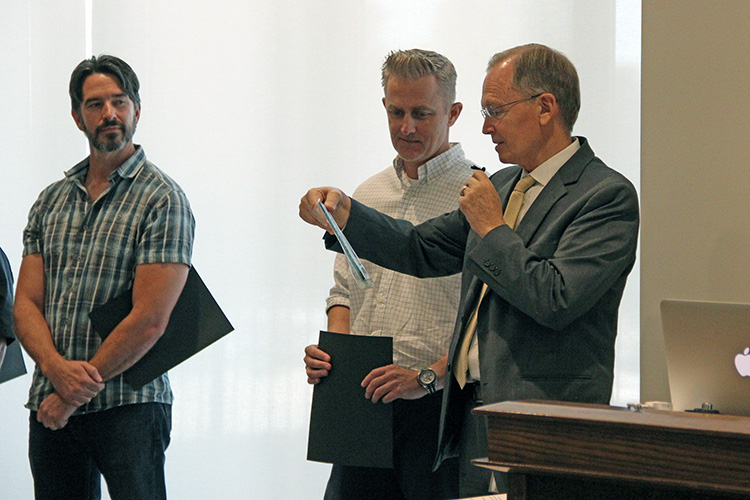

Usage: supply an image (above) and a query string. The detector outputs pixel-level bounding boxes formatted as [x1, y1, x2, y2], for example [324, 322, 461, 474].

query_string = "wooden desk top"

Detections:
[474, 400, 750, 496]
[474, 400, 750, 438]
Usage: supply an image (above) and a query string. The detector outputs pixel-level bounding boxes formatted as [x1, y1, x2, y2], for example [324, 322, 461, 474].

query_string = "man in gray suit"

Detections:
[299, 43, 639, 497]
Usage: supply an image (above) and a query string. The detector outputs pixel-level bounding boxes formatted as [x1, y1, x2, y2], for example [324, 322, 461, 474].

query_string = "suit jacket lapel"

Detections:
[514, 178, 566, 243]
[514, 139, 594, 243]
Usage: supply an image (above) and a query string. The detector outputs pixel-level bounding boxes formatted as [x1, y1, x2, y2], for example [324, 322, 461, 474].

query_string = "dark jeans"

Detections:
[324, 391, 458, 500]
[29, 402, 172, 500]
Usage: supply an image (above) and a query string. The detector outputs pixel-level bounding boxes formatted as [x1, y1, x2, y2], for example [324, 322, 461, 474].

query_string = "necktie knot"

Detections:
[513, 174, 536, 194]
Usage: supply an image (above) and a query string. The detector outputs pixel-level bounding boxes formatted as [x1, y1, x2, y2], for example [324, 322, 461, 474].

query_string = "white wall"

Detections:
[0, 1, 641, 498]
[641, 0, 750, 401]
[0, 3, 88, 496]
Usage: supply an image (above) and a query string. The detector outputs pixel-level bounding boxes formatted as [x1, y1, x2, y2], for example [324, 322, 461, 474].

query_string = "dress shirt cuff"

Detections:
[325, 296, 350, 313]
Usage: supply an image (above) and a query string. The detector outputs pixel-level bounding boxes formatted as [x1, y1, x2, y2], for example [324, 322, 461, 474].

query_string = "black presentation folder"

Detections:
[307, 330, 393, 468]
[88, 266, 233, 389]
[0, 340, 27, 384]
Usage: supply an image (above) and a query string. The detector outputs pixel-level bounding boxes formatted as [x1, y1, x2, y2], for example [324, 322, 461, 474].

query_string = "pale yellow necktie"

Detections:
[454, 174, 536, 388]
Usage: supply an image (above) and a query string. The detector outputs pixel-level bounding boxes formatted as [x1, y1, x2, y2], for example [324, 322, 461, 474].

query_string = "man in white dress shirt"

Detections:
[304, 48, 477, 500]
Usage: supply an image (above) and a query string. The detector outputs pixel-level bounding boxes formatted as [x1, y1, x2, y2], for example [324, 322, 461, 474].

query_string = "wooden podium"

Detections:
[473, 401, 750, 500]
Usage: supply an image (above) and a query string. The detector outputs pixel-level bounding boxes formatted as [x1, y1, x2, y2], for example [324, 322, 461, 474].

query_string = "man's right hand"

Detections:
[37, 392, 78, 431]
[304, 344, 332, 385]
[298, 187, 352, 234]
[44, 358, 105, 406]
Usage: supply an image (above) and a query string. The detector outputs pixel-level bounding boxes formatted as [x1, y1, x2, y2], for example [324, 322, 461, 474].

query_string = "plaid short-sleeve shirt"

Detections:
[23, 146, 194, 414]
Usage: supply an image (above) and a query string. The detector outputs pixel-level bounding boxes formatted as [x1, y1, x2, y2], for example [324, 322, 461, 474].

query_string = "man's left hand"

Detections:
[459, 170, 506, 237]
[361, 365, 425, 404]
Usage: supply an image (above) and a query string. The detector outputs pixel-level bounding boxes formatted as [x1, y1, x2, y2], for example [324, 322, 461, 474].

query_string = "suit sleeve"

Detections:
[326, 198, 469, 278]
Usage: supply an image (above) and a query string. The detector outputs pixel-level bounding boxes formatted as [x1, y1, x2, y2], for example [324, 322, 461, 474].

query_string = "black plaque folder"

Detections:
[0, 340, 27, 384]
[88, 266, 233, 389]
[307, 330, 393, 468]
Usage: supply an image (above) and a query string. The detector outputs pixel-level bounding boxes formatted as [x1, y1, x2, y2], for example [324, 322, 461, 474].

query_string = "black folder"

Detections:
[88, 266, 233, 389]
[0, 340, 27, 384]
[307, 330, 393, 468]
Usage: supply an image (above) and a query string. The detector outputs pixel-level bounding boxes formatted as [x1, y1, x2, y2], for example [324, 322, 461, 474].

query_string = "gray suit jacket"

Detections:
[327, 137, 640, 466]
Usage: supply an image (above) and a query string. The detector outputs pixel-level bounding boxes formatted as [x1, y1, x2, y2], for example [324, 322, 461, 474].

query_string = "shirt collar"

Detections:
[64, 145, 147, 182]
[393, 142, 465, 184]
[525, 138, 580, 186]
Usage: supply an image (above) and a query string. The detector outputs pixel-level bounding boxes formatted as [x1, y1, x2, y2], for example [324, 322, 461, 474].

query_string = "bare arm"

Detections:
[326, 305, 350, 334]
[88, 262, 189, 381]
[25, 260, 187, 430]
[303, 305, 350, 385]
[14, 254, 104, 405]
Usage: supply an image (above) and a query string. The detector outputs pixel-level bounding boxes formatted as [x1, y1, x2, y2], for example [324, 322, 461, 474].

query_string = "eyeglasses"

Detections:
[480, 93, 544, 120]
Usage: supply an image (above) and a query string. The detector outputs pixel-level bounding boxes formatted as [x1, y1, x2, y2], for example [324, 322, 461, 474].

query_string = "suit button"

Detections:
[483, 260, 492, 267]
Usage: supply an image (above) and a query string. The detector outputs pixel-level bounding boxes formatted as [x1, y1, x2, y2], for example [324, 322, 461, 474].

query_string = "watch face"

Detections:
[419, 369, 436, 385]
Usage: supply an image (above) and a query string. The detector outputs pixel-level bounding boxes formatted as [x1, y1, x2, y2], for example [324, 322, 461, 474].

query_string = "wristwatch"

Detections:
[417, 368, 437, 394]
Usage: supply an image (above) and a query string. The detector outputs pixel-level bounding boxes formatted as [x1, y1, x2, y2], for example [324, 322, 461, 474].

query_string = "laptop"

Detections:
[660, 299, 750, 416]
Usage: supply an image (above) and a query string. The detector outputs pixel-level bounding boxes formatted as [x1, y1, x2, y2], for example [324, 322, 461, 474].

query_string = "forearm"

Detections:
[430, 355, 448, 391]
[326, 305, 350, 334]
[87, 312, 166, 381]
[88, 262, 188, 381]
[13, 287, 66, 378]
[14, 254, 103, 404]
[304, 304, 348, 384]
[16, 305, 102, 405]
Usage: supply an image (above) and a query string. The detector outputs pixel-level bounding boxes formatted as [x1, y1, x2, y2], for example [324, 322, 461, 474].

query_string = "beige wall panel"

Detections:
[641, 0, 750, 401]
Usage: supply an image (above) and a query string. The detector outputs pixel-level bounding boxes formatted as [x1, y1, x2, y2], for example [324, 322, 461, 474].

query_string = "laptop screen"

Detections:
[660, 300, 750, 416]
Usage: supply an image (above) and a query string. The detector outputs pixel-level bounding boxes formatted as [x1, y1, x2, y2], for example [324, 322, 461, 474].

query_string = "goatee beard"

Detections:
[86, 119, 137, 153]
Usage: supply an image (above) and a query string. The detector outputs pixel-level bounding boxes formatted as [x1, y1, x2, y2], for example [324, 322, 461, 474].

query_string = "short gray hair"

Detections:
[488, 44, 580, 132]
[381, 49, 457, 108]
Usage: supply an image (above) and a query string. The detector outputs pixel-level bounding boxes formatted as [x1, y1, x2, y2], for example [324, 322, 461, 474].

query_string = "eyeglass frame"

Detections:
[480, 93, 544, 120]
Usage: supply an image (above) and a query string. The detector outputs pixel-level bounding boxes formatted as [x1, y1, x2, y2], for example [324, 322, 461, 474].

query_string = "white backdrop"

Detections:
[0, 1, 640, 498]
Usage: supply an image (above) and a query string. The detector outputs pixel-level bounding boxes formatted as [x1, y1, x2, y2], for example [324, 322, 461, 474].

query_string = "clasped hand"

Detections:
[39, 359, 105, 430]
[46, 358, 105, 405]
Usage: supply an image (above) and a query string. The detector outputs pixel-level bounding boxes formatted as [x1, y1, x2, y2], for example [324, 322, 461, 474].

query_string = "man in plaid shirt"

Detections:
[14, 55, 194, 500]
